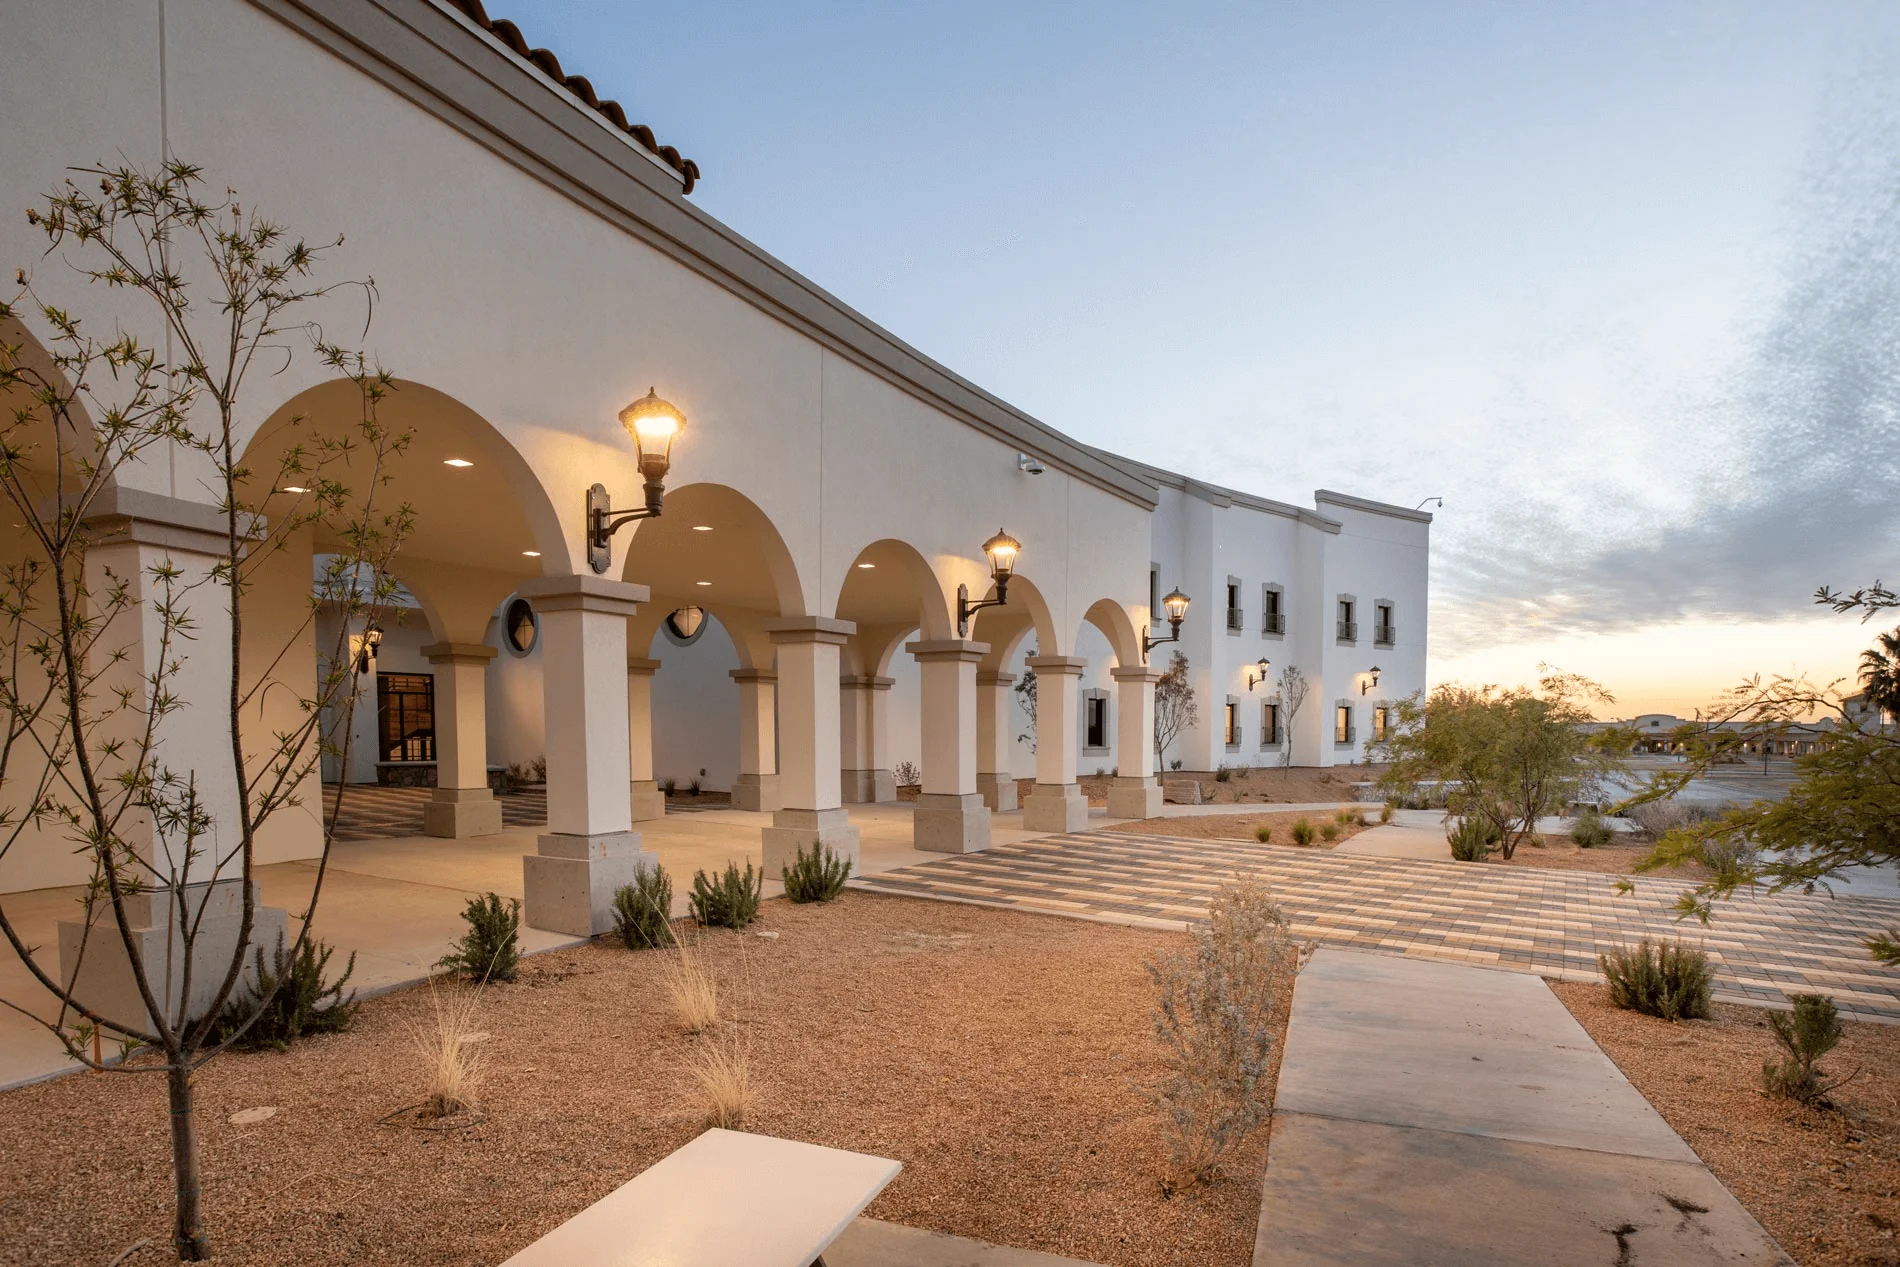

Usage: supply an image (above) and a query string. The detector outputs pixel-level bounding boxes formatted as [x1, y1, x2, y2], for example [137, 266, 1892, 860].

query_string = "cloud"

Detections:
[1432, 58, 1900, 655]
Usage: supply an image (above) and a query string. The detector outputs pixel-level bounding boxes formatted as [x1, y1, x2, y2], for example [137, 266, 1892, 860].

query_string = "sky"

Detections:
[504, 0, 1900, 719]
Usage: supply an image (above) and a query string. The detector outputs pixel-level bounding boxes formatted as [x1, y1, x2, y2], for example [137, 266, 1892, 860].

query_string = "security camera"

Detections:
[1017, 453, 1046, 475]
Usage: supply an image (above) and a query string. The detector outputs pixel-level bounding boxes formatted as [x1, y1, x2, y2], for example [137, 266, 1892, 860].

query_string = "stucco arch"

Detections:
[1081, 597, 1143, 669]
[834, 538, 955, 643]
[620, 482, 804, 624]
[242, 376, 570, 574]
[629, 600, 772, 671]
[0, 315, 109, 512]
[971, 570, 1059, 668]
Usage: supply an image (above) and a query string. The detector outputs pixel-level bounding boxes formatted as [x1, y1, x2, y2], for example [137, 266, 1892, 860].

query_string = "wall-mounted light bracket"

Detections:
[1246, 658, 1272, 691]
[586, 481, 664, 574]
[1360, 665, 1382, 695]
[957, 578, 1009, 637]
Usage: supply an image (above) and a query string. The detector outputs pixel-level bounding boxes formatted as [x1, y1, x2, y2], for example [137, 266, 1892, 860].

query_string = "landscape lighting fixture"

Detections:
[588, 387, 687, 573]
[956, 529, 1022, 635]
[1142, 587, 1191, 660]
[1246, 658, 1272, 691]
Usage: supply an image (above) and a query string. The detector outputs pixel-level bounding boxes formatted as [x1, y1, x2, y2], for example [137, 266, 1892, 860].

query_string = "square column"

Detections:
[627, 657, 664, 822]
[58, 491, 287, 1031]
[975, 670, 1019, 811]
[1022, 654, 1089, 833]
[517, 575, 656, 937]
[760, 617, 861, 876]
[1108, 665, 1163, 819]
[730, 668, 781, 812]
[908, 639, 992, 853]
[422, 642, 503, 837]
[839, 674, 895, 803]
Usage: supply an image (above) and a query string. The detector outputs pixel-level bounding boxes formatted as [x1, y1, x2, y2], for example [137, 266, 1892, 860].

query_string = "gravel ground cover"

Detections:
[1553, 980, 1900, 1266]
[1101, 810, 1372, 848]
[1489, 834, 1709, 878]
[0, 892, 1283, 1267]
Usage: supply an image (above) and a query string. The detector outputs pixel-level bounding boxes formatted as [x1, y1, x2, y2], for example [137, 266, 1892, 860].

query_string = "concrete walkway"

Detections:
[1257, 949, 1793, 1266]
[831, 1218, 1102, 1266]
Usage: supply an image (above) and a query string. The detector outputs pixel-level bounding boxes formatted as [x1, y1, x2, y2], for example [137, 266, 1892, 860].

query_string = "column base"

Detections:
[630, 779, 666, 822]
[1106, 776, 1162, 820]
[761, 808, 861, 879]
[731, 772, 782, 813]
[1022, 783, 1090, 834]
[57, 880, 289, 1033]
[424, 787, 504, 838]
[914, 791, 992, 854]
[976, 772, 1019, 812]
[523, 831, 657, 937]
[841, 768, 896, 803]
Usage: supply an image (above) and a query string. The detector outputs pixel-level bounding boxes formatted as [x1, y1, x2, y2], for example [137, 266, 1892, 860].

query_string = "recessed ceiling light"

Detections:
[522, 550, 540, 557]
[443, 458, 473, 468]
[695, 580, 712, 586]
[856, 562, 875, 569]
[281, 485, 308, 494]
[691, 525, 713, 532]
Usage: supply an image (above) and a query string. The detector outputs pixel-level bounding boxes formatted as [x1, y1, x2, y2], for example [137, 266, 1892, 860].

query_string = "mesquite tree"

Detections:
[1152, 650, 1198, 769]
[1275, 665, 1310, 775]
[0, 161, 411, 1260]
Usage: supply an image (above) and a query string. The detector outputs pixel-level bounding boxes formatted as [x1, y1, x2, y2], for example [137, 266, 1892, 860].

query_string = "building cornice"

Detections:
[1315, 488, 1436, 524]
[247, 0, 1159, 510]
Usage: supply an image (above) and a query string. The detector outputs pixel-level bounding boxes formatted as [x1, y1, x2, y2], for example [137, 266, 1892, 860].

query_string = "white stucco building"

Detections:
[0, 0, 1429, 944]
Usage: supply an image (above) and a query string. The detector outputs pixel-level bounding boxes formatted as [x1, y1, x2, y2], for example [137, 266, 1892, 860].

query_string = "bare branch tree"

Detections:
[0, 160, 412, 1260]
[1275, 665, 1310, 776]
[1153, 651, 1198, 770]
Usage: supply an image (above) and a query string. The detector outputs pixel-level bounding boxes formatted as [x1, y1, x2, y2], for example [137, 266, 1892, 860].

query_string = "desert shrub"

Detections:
[660, 776, 677, 795]
[1703, 838, 1756, 887]
[1290, 818, 1315, 847]
[1762, 994, 1845, 1103]
[215, 933, 357, 1051]
[1147, 874, 1295, 1189]
[407, 979, 485, 1118]
[782, 843, 851, 903]
[1571, 808, 1614, 848]
[664, 936, 719, 1033]
[1215, 765, 1232, 783]
[1333, 809, 1353, 825]
[1320, 823, 1339, 842]
[1448, 814, 1497, 862]
[691, 861, 763, 928]
[437, 893, 520, 983]
[692, 1025, 752, 1128]
[612, 864, 675, 950]
[1626, 798, 1720, 839]
[893, 760, 922, 788]
[1254, 824, 1273, 844]
[1600, 938, 1712, 1021]
[1380, 803, 1395, 823]
[687, 777, 702, 795]
[1170, 758, 1184, 771]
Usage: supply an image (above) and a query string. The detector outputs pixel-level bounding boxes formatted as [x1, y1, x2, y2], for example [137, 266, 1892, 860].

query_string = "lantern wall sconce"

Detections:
[1246, 658, 1272, 691]
[1360, 665, 1382, 695]
[1142, 587, 1191, 659]
[588, 387, 686, 574]
[356, 622, 384, 675]
[956, 530, 1022, 636]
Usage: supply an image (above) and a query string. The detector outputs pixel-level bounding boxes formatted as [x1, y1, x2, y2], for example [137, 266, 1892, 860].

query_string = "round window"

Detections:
[663, 605, 706, 645]
[503, 597, 538, 655]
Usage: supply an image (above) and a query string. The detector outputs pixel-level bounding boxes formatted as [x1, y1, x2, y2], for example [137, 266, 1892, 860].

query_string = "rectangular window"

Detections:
[1149, 566, 1160, 624]
[1374, 705, 1390, 741]
[1225, 701, 1241, 747]
[1261, 701, 1280, 746]
[1262, 586, 1283, 635]
[377, 672, 435, 762]
[1085, 695, 1108, 749]
[1374, 603, 1395, 646]
[1337, 598, 1357, 642]
[1226, 581, 1242, 632]
[1334, 703, 1353, 745]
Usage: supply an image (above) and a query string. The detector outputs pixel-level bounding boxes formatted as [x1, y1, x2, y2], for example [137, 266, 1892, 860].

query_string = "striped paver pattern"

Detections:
[852, 829, 1900, 1021]
[321, 784, 548, 842]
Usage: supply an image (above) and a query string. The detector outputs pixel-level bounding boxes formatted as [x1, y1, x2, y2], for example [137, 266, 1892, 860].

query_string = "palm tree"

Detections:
[1860, 628, 1900, 719]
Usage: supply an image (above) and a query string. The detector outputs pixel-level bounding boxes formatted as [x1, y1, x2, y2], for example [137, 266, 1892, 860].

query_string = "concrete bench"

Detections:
[499, 1128, 901, 1267]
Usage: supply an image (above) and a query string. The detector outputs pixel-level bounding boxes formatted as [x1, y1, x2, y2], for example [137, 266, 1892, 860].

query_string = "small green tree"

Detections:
[1153, 650, 1198, 770]
[1374, 670, 1627, 859]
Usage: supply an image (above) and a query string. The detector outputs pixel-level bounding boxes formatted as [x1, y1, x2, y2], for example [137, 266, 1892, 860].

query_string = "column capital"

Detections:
[1025, 654, 1087, 676]
[80, 486, 231, 555]
[1110, 665, 1163, 684]
[977, 670, 1018, 687]
[627, 656, 662, 677]
[906, 638, 990, 664]
[764, 615, 856, 646]
[517, 574, 649, 616]
[422, 641, 499, 665]
[840, 674, 895, 690]
[730, 668, 778, 684]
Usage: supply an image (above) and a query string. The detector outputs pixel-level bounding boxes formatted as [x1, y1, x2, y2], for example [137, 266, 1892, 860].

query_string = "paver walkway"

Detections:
[1256, 948, 1792, 1265]
[851, 829, 1900, 1020]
